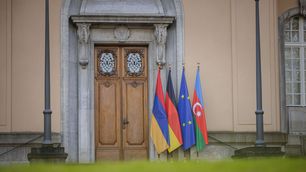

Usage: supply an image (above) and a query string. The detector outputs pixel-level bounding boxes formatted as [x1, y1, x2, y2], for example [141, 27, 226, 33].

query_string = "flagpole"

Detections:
[167, 64, 171, 160]
[181, 63, 187, 160]
[196, 62, 200, 156]
[167, 64, 176, 159]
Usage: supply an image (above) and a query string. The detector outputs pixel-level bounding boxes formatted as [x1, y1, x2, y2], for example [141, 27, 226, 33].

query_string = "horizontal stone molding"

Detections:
[208, 132, 287, 145]
[0, 133, 61, 145]
[70, 16, 174, 24]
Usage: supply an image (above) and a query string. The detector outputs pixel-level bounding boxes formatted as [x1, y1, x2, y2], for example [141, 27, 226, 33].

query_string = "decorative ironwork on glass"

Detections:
[98, 50, 117, 76]
[125, 50, 144, 76]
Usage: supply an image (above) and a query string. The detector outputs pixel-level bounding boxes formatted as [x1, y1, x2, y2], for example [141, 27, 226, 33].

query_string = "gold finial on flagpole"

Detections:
[157, 62, 162, 70]
[197, 62, 200, 70]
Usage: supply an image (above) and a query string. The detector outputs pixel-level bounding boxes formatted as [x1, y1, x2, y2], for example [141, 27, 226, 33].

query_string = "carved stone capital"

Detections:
[154, 24, 168, 66]
[154, 24, 168, 45]
[77, 23, 91, 69]
[77, 23, 91, 44]
[114, 25, 130, 42]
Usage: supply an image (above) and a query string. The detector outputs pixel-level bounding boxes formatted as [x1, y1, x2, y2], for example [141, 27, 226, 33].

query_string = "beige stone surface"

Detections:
[183, 0, 233, 131]
[277, 0, 298, 16]
[10, 0, 61, 132]
[183, 0, 280, 131]
[0, 0, 12, 132]
[1, 0, 295, 133]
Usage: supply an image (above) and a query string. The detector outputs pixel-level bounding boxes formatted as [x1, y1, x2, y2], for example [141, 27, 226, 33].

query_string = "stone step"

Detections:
[232, 146, 285, 158]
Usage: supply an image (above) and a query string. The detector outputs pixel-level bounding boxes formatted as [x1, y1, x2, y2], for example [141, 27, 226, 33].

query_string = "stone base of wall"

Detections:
[0, 133, 61, 164]
[28, 144, 68, 163]
[285, 134, 306, 157]
[0, 132, 304, 163]
[303, 136, 306, 155]
[188, 132, 287, 160]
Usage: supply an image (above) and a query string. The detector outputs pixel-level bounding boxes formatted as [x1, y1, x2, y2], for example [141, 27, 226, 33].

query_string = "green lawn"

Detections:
[0, 158, 305, 172]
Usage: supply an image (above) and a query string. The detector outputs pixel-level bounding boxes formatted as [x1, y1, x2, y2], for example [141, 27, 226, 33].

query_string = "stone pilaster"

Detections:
[77, 23, 92, 162]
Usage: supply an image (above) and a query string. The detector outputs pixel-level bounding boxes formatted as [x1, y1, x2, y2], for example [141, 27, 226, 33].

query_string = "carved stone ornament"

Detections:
[97, 49, 117, 76]
[77, 23, 90, 44]
[300, 0, 306, 16]
[114, 25, 130, 41]
[154, 24, 168, 66]
[77, 23, 91, 69]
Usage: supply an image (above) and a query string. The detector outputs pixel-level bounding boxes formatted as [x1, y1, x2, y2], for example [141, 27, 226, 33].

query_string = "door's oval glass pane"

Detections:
[127, 53, 142, 74]
[124, 48, 145, 77]
[98, 50, 117, 76]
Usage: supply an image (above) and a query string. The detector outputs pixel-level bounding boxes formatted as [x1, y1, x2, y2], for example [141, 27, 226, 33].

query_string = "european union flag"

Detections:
[178, 68, 195, 150]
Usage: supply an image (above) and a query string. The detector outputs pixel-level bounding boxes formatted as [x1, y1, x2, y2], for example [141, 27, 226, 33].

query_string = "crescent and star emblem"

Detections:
[193, 102, 202, 117]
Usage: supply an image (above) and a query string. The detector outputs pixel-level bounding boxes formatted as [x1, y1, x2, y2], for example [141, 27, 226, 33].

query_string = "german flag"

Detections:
[165, 69, 183, 152]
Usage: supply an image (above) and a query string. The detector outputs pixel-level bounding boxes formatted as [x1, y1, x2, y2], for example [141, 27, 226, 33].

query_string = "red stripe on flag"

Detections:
[192, 93, 208, 144]
[156, 69, 165, 109]
[165, 93, 183, 144]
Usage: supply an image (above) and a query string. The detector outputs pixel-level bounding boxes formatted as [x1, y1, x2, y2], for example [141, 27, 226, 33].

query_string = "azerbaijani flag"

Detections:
[178, 68, 195, 150]
[150, 69, 169, 154]
[192, 67, 209, 152]
[165, 69, 183, 152]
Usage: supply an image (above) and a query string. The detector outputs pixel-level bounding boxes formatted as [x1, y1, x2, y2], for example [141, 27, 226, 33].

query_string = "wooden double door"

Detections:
[94, 46, 148, 161]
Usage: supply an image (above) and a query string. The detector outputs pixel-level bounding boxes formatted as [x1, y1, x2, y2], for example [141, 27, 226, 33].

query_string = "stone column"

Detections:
[76, 23, 91, 162]
[154, 24, 168, 66]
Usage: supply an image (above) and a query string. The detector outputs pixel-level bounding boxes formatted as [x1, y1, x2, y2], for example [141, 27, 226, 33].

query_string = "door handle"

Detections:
[122, 118, 129, 129]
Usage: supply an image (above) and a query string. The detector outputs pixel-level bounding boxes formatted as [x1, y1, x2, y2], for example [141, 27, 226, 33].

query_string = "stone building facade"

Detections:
[0, 0, 305, 163]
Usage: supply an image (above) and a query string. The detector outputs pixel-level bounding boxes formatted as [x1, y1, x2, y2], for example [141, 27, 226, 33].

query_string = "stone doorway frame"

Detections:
[61, 0, 184, 163]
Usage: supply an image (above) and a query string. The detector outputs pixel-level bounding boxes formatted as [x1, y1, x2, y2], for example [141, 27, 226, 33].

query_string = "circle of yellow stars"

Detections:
[180, 94, 192, 127]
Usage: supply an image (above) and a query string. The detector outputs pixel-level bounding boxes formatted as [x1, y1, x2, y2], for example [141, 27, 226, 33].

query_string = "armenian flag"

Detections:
[165, 69, 183, 152]
[150, 69, 169, 154]
[177, 68, 195, 150]
[192, 67, 209, 151]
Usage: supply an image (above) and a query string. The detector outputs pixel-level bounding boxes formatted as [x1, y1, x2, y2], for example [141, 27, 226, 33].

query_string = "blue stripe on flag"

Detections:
[153, 94, 170, 145]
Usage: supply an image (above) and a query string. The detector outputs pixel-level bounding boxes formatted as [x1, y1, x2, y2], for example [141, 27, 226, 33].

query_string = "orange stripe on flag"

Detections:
[150, 115, 169, 154]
